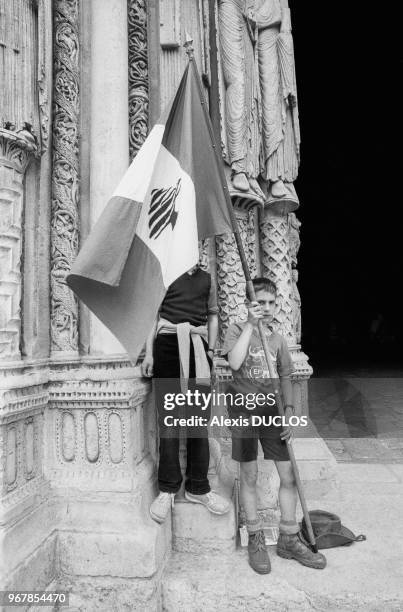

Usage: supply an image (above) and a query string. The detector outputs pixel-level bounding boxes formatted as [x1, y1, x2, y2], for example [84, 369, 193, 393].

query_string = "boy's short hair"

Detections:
[251, 277, 277, 295]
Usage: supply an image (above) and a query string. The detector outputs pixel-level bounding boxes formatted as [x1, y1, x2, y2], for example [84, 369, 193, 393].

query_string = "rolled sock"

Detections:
[279, 519, 299, 535]
[246, 517, 262, 534]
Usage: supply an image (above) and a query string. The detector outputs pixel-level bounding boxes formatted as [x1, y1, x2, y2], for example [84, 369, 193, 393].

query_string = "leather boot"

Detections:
[277, 531, 327, 569]
[248, 530, 271, 574]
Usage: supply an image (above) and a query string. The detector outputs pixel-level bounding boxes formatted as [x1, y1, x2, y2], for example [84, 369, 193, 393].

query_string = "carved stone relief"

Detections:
[50, 0, 80, 353]
[128, 0, 149, 160]
[0, 128, 37, 359]
[218, 0, 300, 203]
[1, 382, 45, 503]
[216, 210, 259, 342]
[288, 212, 301, 343]
[37, 0, 53, 151]
[259, 209, 294, 344]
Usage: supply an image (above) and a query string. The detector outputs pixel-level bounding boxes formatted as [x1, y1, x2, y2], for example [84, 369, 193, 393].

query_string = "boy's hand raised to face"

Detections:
[247, 301, 263, 327]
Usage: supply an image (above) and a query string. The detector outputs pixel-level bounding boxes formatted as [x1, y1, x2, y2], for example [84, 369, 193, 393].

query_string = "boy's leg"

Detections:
[185, 435, 210, 494]
[240, 460, 271, 574]
[150, 335, 183, 522]
[240, 460, 259, 524]
[275, 460, 299, 535]
[275, 460, 326, 569]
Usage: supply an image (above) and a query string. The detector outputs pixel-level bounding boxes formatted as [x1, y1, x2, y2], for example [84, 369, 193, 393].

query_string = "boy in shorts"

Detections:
[221, 277, 326, 573]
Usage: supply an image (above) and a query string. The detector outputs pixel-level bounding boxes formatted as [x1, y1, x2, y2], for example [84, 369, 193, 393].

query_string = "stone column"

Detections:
[216, 209, 258, 343]
[0, 128, 37, 360]
[88, 0, 130, 355]
[50, 0, 80, 356]
[259, 207, 295, 345]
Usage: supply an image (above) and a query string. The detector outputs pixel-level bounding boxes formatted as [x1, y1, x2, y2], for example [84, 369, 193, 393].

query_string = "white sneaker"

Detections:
[184, 490, 230, 515]
[149, 492, 175, 523]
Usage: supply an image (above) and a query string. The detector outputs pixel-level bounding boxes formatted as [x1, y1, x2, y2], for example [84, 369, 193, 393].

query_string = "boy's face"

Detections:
[255, 289, 276, 324]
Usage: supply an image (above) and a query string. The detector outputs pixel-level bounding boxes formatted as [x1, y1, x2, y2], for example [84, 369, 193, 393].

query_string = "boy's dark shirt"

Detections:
[159, 268, 218, 326]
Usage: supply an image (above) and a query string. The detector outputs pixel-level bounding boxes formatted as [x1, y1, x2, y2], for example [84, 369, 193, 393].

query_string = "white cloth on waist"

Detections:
[157, 317, 210, 393]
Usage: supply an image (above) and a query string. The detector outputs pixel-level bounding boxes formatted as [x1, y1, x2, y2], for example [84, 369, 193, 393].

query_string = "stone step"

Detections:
[161, 549, 403, 612]
[172, 497, 237, 554]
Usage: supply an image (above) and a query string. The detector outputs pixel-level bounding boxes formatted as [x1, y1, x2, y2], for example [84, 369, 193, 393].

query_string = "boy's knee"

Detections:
[240, 462, 258, 487]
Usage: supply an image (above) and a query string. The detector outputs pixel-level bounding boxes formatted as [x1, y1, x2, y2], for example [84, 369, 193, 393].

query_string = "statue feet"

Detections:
[249, 177, 265, 200]
[232, 172, 249, 192]
[271, 179, 287, 198]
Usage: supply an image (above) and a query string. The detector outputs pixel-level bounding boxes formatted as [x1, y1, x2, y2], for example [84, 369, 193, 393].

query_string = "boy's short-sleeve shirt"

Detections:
[221, 321, 295, 390]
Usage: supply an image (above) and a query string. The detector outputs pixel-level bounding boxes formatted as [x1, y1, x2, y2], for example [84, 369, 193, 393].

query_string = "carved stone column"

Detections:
[216, 209, 258, 343]
[128, 0, 149, 161]
[259, 207, 294, 345]
[0, 128, 37, 360]
[50, 0, 80, 355]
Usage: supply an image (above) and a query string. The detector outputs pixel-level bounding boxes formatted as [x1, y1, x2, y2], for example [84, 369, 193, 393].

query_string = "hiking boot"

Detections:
[149, 492, 175, 523]
[248, 529, 271, 574]
[184, 490, 230, 514]
[277, 531, 327, 569]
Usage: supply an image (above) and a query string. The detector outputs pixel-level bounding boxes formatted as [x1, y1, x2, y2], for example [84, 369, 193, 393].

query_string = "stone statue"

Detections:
[218, 0, 261, 195]
[219, 0, 300, 199]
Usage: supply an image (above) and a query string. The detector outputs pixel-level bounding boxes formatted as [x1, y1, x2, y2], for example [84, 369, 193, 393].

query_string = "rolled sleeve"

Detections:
[221, 323, 242, 358]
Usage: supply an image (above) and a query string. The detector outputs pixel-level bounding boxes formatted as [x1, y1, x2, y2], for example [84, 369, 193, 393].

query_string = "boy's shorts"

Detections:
[229, 407, 290, 463]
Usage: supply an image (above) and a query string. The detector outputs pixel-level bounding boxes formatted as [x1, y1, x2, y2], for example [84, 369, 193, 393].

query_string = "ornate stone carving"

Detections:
[0, 128, 37, 359]
[128, 0, 149, 160]
[6, 427, 18, 490]
[108, 412, 124, 464]
[198, 239, 210, 272]
[0, 1, 40, 137]
[288, 212, 301, 343]
[259, 208, 294, 343]
[216, 210, 254, 342]
[50, 0, 80, 353]
[24, 418, 35, 479]
[84, 412, 100, 463]
[37, 0, 53, 151]
[60, 411, 76, 462]
[218, 1, 300, 202]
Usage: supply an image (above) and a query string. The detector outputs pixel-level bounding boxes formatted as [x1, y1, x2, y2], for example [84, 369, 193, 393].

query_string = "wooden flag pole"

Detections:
[184, 35, 318, 552]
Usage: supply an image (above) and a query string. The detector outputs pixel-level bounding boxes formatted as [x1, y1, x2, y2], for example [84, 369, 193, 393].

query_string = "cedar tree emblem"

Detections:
[148, 178, 181, 239]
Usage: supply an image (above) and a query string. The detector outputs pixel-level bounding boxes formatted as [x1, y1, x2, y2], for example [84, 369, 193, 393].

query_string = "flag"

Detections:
[66, 59, 233, 362]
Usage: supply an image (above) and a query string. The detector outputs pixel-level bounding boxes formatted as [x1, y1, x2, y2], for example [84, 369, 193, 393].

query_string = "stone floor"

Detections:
[162, 462, 403, 611]
[162, 371, 403, 610]
[306, 376, 403, 463]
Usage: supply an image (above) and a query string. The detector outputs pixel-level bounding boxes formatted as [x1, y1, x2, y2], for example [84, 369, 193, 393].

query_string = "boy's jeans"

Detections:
[153, 333, 211, 495]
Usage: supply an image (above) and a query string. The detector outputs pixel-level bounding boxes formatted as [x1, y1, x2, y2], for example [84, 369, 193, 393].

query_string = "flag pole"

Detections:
[184, 35, 318, 552]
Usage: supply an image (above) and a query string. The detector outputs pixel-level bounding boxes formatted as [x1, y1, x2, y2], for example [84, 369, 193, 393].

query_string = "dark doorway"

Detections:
[291, 3, 403, 375]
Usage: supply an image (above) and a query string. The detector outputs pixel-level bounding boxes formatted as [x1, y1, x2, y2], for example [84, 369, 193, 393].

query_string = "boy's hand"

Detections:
[141, 354, 154, 378]
[247, 301, 263, 327]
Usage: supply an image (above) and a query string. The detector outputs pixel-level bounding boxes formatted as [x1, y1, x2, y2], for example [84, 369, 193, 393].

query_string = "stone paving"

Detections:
[162, 462, 403, 611]
[306, 376, 403, 463]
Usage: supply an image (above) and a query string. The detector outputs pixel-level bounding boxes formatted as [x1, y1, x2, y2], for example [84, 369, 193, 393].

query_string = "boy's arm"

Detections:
[141, 318, 157, 377]
[227, 302, 262, 371]
[280, 376, 293, 408]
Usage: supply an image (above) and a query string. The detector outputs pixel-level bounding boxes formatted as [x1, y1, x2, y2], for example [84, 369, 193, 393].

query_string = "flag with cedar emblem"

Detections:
[66, 60, 233, 362]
